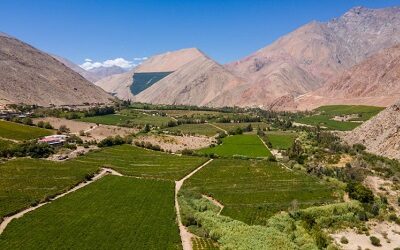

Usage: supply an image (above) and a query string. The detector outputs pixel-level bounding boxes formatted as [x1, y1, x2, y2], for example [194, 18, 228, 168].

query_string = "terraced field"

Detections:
[0, 158, 99, 219]
[0, 176, 181, 249]
[198, 134, 272, 158]
[264, 131, 297, 150]
[77, 145, 207, 180]
[183, 159, 336, 225]
[164, 123, 222, 136]
[0, 120, 53, 141]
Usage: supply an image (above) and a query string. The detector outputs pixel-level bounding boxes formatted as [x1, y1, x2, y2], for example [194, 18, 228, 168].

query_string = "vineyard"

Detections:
[182, 159, 337, 224]
[164, 123, 222, 136]
[0, 120, 53, 141]
[0, 176, 181, 249]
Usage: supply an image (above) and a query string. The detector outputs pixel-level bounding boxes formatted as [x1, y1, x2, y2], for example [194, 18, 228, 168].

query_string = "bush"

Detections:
[369, 236, 381, 246]
[44, 122, 53, 129]
[37, 121, 45, 128]
[58, 125, 70, 134]
[345, 182, 374, 204]
[340, 236, 349, 244]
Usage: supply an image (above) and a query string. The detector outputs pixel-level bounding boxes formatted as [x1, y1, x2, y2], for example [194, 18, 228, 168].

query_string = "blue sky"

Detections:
[1, 0, 400, 67]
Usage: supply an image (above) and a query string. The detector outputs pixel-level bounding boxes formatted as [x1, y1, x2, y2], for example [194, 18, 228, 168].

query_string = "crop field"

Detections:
[192, 237, 219, 250]
[0, 158, 99, 220]
[295, 105, 384, 131]
[264, 131, 297, 150]
[79, 111, 173, 127]
[77, 144, 207, 180]
[198, 135, 272, 158]
[163, 109, 224, 118]
[213, 122, 268, 132]
[0, 120, 53, 141]
[164, 123, 223, 136]
[0, 176, 181, 249]
[183, 159, 336, 225]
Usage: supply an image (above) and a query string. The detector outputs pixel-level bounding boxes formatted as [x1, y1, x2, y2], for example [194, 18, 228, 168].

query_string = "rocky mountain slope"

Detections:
[343, 101, 400, 160]
[0, 33, 113, 106]
[95, 48, 206, 99]
[222, 6, 400, 108]
[296, 44, 400, 110]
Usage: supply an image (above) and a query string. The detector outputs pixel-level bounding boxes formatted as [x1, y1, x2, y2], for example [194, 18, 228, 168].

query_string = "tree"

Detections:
[58, 125, 70, 134]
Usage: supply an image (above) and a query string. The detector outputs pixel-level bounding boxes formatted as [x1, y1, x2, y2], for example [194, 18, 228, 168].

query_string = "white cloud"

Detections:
[80, 57, 147, 70]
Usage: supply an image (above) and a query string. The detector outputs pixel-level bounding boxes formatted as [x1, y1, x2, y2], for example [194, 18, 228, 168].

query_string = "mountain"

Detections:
[222, 6, 400, 108]
[295, 44, 400, 110]
[343, 101, 400, 160]
[95, 48, 206, 99]
[0, 33, 113, 106]
[53, 55, 127, 82]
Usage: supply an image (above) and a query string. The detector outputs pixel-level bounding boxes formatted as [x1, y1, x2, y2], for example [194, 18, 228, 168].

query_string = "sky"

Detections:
[1, 0, 400, 68]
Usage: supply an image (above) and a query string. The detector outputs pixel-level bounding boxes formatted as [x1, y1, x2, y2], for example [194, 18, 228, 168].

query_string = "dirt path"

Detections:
[0, 136, 19, 143]
[208, 123, 227, 133]
[257, 135, 292, 172]
[202, 195, 224, 215]
[175, 159, 214, 250]
[0, 167, 122, 235]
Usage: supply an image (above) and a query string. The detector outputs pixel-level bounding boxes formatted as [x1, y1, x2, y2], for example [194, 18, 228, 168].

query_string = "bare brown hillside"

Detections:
[0, 33, 113, 106]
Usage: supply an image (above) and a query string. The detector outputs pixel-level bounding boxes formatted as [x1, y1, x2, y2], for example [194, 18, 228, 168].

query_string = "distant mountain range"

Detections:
[0, 33, 113, 106]
[95, 6, 400, 110]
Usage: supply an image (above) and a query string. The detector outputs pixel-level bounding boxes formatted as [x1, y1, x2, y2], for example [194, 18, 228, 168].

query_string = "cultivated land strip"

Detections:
[0, 167, 122, 235]
[257, 135, 293, 171]
[175, 159, 214, 250]
[202, 194, 224, 215]
[208, 123, 227, 133]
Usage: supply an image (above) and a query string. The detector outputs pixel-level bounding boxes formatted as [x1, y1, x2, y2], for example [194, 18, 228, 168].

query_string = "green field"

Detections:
[79, 111, 173, 127]
[264, 131, 297, 150]
[164, 123, 222, 136]
[0, 176, 181, 250]
[295, 105, 384, 131]
[0, 158, 99, 219]
[198, 135, 272, 158]
[0, 120, 53, 141]
[0, 138, 16, 151]
[213, 122, 268, 132]
[183, 159, 336, 225]
[77, 145, 207, 180]
[192, 237, 219, 250]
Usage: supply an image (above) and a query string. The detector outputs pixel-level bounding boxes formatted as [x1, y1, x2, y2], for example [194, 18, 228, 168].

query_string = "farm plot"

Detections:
[315, 105, 384, 121]
[182, 159, 336, 225]
[264, 131, 297, 150]
[198, 134, 272, 158]
[0, 120, 53, 141]
[0, 176, 181, 250]
[213, 122, 268, 132]
[77, 144, 208, 180]
[0, 158, 99, 220]
[164, 123, 222, 137]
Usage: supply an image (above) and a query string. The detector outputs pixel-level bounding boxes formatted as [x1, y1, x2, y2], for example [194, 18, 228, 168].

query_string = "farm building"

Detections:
[38, 135, 67, 146]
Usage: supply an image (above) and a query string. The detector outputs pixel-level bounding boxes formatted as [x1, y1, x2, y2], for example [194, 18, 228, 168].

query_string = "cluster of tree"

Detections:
[98, 135, 132, 147]
[133, 141, 162, 151]
[0, 141, 54, 158]
[82, 106, 115, 117]
[228, 124, 253, 135]
[37, 121, 53, 129]
[216, 115, 261, 123]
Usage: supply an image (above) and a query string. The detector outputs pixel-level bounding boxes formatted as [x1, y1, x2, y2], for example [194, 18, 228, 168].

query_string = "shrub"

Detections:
[340, 236, 349, 244]
[369, 236, 381, 246]
[37, 121, 45, 128]
[44, 122, 53, 129]
[58, 125, 70, 134]
[345, 182, 374, 204]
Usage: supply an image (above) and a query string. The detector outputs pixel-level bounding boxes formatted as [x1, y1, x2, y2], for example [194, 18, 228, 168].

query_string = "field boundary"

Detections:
[0, 168, 122, 235]
[208, 123, 227, 133]
[175, 159, 214, 250]
[257, 135, 292, 172]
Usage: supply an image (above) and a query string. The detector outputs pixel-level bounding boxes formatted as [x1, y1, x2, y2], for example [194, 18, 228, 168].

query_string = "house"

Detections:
[38, 135, 67, 146]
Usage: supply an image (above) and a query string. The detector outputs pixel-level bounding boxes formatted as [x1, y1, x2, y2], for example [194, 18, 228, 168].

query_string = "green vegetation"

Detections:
[294, 105, 384, 131]
[0, 158, 98, 219]
[183, 159, 336, 224]
[0, 176, 181, 250]
[0, 139, 15, 152]
[264, 131, 297, 150]
[164, 123, 222, 136]
[78, 145, 207, 180]
[192, 237, 219, 250]
[130, 72, 173, 95]
[213, 122, 268, 132]
[198, 135, 272, 158]
[0, 120, 53, 141]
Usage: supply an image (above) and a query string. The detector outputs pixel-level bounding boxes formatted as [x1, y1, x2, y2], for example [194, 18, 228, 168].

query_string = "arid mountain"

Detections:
[223, 6, 400, 108]
[296, 44, 400, 110]
[0, 33, 113, 106]
[95, 48, 205, 99]
[343, 101, 400, 160]
[135, 56, 245, 106]
[53, 55, 127, 82]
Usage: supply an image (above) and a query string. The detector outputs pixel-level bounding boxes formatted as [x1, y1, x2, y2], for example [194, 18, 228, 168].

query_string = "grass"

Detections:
[0, 157, 99, 219]
[183, 159, 337, 225]
[295, 105, 384, 131]
[0, 176, 182, 250]
[265, 131, 297, 150]
[0, 138, 16, 151]
[198, 135, 272, 158]
[0, 120, 53, 141]
[79, 111, 173, 127]
[164, 123, 223, 136]
[213, 122, 268, 132]
[192, 237, 219, 250]
[77, 144, 208, 181]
